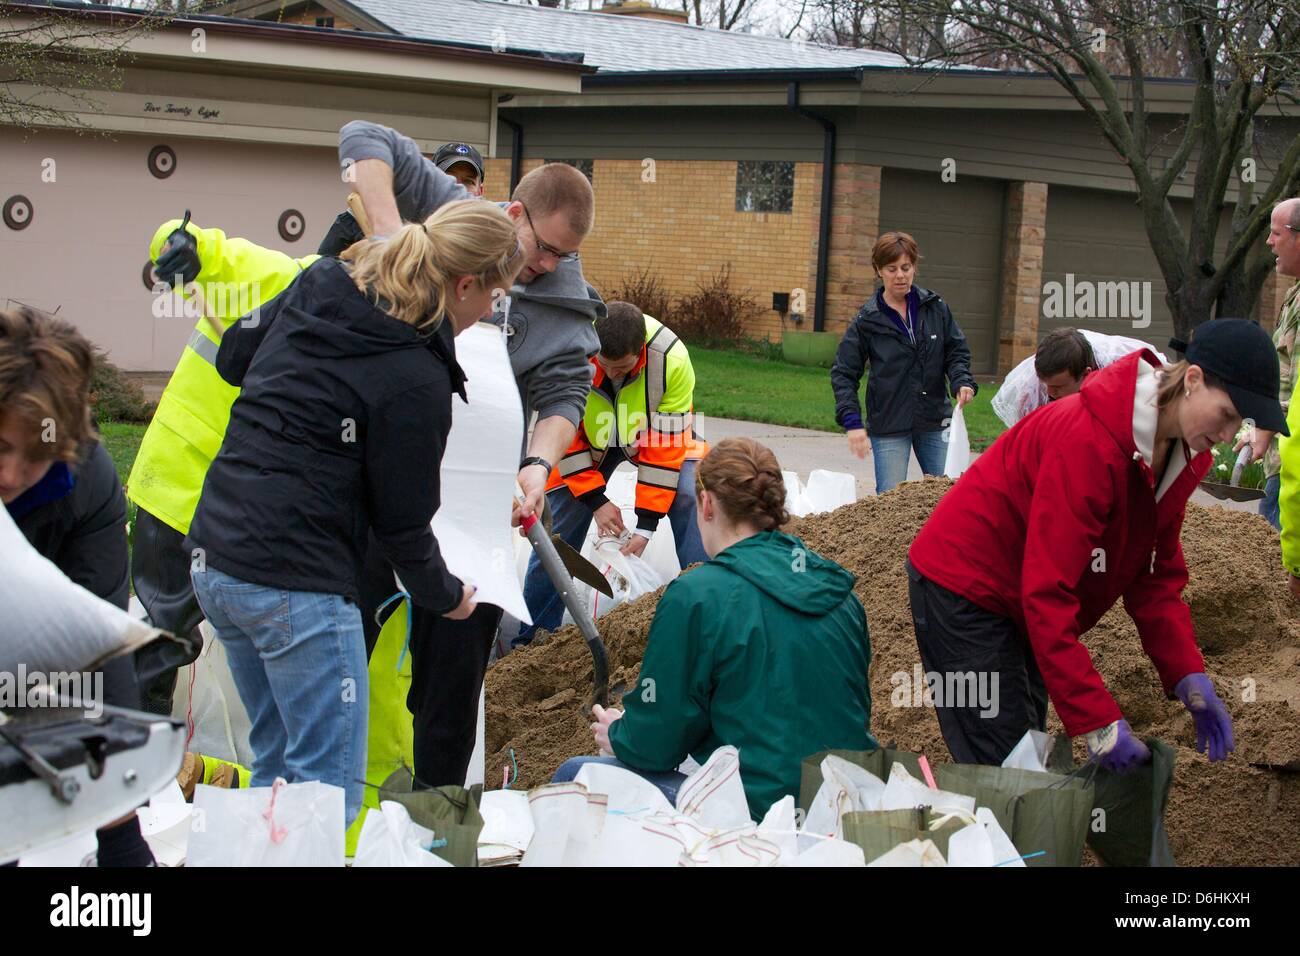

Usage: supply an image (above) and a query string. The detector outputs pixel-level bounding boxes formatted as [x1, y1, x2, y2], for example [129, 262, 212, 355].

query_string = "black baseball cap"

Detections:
[1170, 318, 1289, 435]
[433, 142, 485, 181]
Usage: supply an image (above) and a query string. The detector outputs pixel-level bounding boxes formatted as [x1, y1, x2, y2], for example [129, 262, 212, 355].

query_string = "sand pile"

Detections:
[484, 478, 1300, 866]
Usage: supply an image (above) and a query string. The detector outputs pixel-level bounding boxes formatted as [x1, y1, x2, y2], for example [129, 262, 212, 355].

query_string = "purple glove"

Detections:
[1085, 719, 1151, 774]
[1174, 673, 1235, 762]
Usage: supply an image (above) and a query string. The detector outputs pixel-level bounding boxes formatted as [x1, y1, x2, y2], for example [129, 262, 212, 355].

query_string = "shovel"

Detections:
[1199, 445, 1265, 502]
[518, 496, 610, 707]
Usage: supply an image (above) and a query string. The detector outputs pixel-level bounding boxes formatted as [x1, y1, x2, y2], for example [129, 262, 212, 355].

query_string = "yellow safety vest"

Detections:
[127, 220, 319, 534]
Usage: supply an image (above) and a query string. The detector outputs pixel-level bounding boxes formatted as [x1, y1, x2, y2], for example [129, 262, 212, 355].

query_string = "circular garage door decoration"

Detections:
[278, 209, 306, 243]
[148, 145, 177, 179]
[3, 195, 33, 230]
[142, 260, 160, 292]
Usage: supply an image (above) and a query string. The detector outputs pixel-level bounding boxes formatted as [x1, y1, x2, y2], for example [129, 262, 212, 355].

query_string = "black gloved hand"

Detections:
[155, 209, 201, 288]
[317, 209, 366, 257]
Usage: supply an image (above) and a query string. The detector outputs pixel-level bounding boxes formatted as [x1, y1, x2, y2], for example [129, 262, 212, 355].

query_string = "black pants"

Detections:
[905, 558, 1048, 766]
[359, 535, 499, 789]
[130, 508, 205, 714]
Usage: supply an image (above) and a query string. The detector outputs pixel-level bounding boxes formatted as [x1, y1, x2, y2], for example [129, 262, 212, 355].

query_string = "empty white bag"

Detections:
[0, 503, 164, 675]
[353, 801, 451, 868]
[188, 778, 344, 867]
[562, 537, 665, 626]
[943, 405, 971, 479]
[170, 623, 254, 768]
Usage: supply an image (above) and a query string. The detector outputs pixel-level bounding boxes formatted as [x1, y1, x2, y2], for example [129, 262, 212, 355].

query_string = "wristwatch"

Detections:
[519, 456, 553, 473]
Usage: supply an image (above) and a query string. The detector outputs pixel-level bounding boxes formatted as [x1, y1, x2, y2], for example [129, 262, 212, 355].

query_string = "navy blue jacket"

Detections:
[830, 285, 978, 437]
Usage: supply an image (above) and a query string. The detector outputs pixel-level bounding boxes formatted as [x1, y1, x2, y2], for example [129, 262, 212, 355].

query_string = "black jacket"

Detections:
[830, 285, 978, 437]
[188, 258, 466, 613]
[15, 441, 129, 611]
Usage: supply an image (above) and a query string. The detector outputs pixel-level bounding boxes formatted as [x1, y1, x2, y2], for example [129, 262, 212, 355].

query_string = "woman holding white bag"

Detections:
[556, 438, 875, 820]
[187, 202, 522, 826]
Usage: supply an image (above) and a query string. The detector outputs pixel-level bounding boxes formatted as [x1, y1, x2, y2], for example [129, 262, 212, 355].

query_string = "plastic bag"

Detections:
[866, 838, 947, 867]
[187, 778, 345, 867]
[801, 470, 856, 515]
[943, 405, 971, 478]
[562, 537, 665, 626]
[171, 622, 254, 768]
[947, 807, 1025, 867]
[0, 502, 165, 675]
[804, 754, 888, 838]
[991, 331, 1166, 428]
[353, 801, 451, 867]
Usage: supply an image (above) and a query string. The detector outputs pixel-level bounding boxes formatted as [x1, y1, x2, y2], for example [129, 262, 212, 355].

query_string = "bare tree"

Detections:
[814, 0, 1300, 337]
[1, 2, 173, 131]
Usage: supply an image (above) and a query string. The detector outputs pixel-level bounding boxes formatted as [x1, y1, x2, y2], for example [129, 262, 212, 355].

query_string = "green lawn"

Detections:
[691, 346, 1007, 451]
[99, 351, 1009, 489]
[100, 421, 146, 483]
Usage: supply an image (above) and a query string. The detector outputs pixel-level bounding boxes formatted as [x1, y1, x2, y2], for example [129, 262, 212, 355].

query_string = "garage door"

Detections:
[879, 168, 1005, 375]
[1, 128, 341, 370]
[1042, 187, 1233, 352]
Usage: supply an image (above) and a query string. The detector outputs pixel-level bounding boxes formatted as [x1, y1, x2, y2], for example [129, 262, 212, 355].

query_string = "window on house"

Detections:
[547, 158, 594, 182]
[735, 161, 794, 213]
[316, 16, 335, 27]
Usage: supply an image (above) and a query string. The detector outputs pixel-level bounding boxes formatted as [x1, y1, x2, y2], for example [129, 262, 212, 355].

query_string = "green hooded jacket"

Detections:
[607, 530, 874, 820]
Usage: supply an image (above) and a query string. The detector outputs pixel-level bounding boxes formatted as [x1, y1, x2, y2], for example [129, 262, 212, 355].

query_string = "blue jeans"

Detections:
[870, 429, 947, 494]
[551, 756, 688, 806]
[191, 566, 369, 826]
[517, 451, 708, 647]
[1261, 473, 1282, 531]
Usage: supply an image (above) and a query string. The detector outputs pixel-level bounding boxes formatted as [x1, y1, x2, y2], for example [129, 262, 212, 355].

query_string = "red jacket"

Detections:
[908, 351, 1209, 736]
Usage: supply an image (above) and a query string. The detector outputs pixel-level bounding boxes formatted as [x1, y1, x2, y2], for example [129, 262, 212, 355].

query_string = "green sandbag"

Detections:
[842, 807, 967, 862]
[1085, 738, 1177, 867]
[797, 746, 922, 813]
[375, 768, 485, 868]
[934, 762, 1095, 867]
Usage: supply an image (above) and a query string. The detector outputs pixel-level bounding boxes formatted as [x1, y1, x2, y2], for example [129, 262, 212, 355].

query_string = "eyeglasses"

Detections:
[520, 203, 580, 262]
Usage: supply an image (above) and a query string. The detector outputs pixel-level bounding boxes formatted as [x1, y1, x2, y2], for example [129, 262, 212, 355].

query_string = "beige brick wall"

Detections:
[997, 181, 1049, 375]
[484, 157, 820, 340]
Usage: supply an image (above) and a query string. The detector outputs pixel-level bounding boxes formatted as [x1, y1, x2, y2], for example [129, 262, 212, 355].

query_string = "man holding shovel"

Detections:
[516, 301, 709, 647]
[338, 120, 603, 787]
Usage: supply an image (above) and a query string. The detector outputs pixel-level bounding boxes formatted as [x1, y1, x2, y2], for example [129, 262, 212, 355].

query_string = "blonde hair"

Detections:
[1157, 359, 1226, 409]
[345, 200, 521, 329]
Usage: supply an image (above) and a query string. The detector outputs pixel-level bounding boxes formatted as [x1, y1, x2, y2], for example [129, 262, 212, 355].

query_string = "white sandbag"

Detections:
[880, 763, 976, 816]
[943, 405, 971, 478]
[188, 778, 344, 867]
[430, 321, 530, 623]
[804, 754, 887, 838]
[478, 788, 535, 865]
[867, 837, 947, 867]
[675, 746, 751, 830]
[786, 835, 866, 867]
[562, 537, 665, 626]
[171, 622, 254, 768]
[0, 502, 164, 675]
[801, 469, 856, 514]
[353, 801, 451, 867]
[137, 781, 192, 868]
[1001, 729, 1054, 773]
[573, 762, 676, 817]
[782, 470, 813, 518]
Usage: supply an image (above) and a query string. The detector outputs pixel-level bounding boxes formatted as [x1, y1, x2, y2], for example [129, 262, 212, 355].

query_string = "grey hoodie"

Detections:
[339, 121, 601, 429]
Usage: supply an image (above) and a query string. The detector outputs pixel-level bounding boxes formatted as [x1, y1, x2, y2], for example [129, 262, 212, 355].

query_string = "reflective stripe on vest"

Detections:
[187, 328, 220, 367]
[637, 462, 681, 490]
[644, 324, 679, 415]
